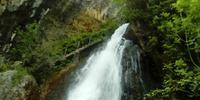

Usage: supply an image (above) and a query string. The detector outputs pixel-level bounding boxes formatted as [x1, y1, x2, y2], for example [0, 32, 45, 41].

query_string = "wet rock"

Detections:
[122, 41, 144, 100]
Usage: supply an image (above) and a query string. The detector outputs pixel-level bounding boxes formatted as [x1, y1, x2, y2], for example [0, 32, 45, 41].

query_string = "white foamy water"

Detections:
[66, 23, 129, 100]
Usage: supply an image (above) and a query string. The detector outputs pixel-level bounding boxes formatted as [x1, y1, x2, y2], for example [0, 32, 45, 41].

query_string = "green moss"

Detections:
[12, 66, 29, 86]
[113, 0, 125, 5]
[0, 63, 10, 72]
[0, 56, 13, 72]
[114, 0, 147, 22]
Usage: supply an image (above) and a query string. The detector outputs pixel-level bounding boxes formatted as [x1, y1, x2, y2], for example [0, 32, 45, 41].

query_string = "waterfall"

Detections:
[65, 23, 130, 100]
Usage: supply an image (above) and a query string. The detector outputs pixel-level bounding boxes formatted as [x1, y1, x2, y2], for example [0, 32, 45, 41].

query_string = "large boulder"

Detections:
[0, 70, 38, 100]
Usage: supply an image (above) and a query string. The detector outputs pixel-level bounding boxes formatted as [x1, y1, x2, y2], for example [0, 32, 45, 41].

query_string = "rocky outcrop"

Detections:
[123, 22, 163, 99]
[122, 41, 144, 100]
[0, 70, 38, 100]
[40, 0, 125, 39]
[82, 0, 124, 21]
[43, 0, 124, 22]
[0, 0, 125, 54]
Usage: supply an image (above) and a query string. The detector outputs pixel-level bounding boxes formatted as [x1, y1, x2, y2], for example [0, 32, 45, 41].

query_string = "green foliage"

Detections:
[0, 63, 10, 72]
[3, 22, 49, 83]
[0, 55, 28, 74]
[10, 22, 42, 61]
[0, 57, 29, 86]
[0, 58, 29, 85]
[146, 0, 200, 99]
[12, 65, 29, 86]
[113, 0, 124, 5]
[146, 60, 200, 99]
[0, 56, 12, 72]
[125, 0, 147, 21]
[63, 20, 118, 54]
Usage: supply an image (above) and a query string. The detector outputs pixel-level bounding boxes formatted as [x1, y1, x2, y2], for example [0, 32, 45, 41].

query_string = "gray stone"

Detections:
[33, 0, 43, 8]
[122, 42, 144, 100]
[7, 0, 27, 12]
[0, 70, 38, 100]
[81, 0, 124, 21]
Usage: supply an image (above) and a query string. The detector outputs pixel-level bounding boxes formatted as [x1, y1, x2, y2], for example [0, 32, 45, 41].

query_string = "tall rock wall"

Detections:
[0, 0, 125, 54]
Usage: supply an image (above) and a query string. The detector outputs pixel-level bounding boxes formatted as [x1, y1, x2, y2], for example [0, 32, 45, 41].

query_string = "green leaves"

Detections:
[161, 12, 170, 18]
[119, 0, 147, 21]
[63, 20, 117, 54]
[147, 59, 200, 99]
[146, 0, 200, 99]
[10, 22, 42, 60]
[175, 59, 186, 68]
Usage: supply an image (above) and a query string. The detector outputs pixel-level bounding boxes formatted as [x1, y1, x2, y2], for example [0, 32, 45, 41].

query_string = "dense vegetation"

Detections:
[0, 17, 118, 84]
[0, 0, 199, 99]
[116, 0, 200, 99]
[143, 0, 200, 99]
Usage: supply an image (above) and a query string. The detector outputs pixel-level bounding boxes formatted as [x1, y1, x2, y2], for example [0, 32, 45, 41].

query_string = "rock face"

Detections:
[44, 0, 123, 22]
[81, 0, 124, 21]
[122, 41, 144, 100]
[0, 0, 124, 54]
[0, 0, 127, 99]
[0, 70, 38, 100]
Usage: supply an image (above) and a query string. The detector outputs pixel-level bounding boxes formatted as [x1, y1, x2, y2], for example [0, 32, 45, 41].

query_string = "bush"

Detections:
[115, 0, 147, 22]
[10, 22, 42, 61]
[146, 0, 200, 99]
[63, 20, 118, 54]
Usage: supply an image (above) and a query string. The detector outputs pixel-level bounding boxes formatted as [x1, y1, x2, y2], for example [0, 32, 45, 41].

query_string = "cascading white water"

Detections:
[66, 23, 129, 100]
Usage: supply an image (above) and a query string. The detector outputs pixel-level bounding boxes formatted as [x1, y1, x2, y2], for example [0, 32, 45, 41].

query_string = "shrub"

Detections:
[146, 0, 200, 99]
[10, 22, 42, 61]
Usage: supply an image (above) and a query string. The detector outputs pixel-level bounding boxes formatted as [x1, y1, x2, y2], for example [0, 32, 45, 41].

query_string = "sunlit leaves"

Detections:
[161, 12, 170, 18]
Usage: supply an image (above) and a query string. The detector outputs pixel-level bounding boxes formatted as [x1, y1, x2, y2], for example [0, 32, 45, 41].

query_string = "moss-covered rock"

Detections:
[0, 70, 38, 100]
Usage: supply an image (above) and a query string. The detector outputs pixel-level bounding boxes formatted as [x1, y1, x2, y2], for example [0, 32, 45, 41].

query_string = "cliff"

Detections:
[0, 0, 127, 99]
